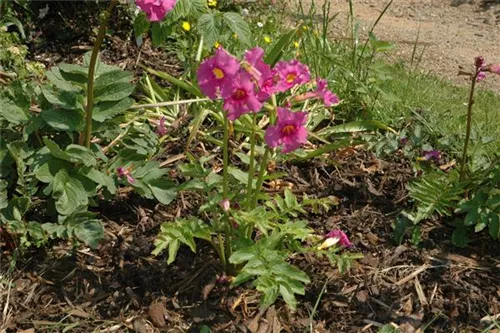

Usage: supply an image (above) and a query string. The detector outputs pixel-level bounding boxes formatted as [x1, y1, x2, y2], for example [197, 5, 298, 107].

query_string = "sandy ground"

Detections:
[302, 0, 500, 91]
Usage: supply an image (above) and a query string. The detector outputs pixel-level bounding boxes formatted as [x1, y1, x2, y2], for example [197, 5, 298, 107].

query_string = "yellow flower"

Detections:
[302, 25, 308, 31]
[208, 0, 217, 7]
[182, 21, 191, 32]
[293, 41, 300, 48]
[314, 29, 319, 37]
[214, 41, 220, 48]
[264, 36, 271, 43]
[233, 33, 238, 39]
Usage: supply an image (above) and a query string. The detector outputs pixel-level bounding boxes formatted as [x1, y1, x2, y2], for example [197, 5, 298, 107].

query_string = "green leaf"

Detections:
[488, 213, 500, 240]
[27, 221, 46, 245]
[41, 85, 81, 110]
[148, 178, 177, 205]
[153, 217, 212, 264]
[264, 28, 297, 66]
[318, 120, 396, 136]
[0, 180, 8, 210]
[0, 94, 30, 125]
[93, 82, 135, 102]
[95, 70, 133, 88]
[134, 12, 150, 38]
[464, 210, 479, 226]
[222, 12, 251, 46]
[52, 169, 89, 216]
[143, 66, 203, 98]
[93, 98, 134, 122]
[41, 108, 84, 131]
[35, 158, 73, 183]
[369, 33, 394, 53]
[59, 63, 88, 76]
[73, 219, 104, 249]
[81, 168, 117, 194]
[43, 138, 97, 167]
[45, 67, 83, 92]
[279, 285, 297, 310]
[198, 13, 218, 48]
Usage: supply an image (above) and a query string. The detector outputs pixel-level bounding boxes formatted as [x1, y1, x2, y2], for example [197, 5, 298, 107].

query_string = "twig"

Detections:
[395, 264, 429, 286]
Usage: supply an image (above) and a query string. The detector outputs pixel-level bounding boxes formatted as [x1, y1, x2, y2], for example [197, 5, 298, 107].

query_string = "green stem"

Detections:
[223, 116, 229, 198]
[217, 233, 227, 271]
[251, 148, 270, 209]
[245, 113, 257, 208]
[459, 71, 479, 182]
[83, 0, 117, 148]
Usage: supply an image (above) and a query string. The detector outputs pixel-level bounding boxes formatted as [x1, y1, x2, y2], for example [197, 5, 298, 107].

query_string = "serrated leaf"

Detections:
[0, 94, 30, 125]
[222, 12, 251, 46]
[41, 108, 84, 131]
[93, 98, 134, 122]
[41, 85, 81, 110]
[198, 13, 218, 48]
[52, 169, 89, 216]
[95, 70, 133, 88]
[93, 82, 135, 102]
[58, 63, 88, 76]
[43, 138, 97, 167]
[45, 67, 82, 93]
[35, 158, 72, 183]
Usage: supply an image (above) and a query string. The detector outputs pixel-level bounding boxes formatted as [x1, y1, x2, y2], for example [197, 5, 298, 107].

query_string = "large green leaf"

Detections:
[93, 82, 135, 102]
[147, 178, 177, 205]
[41, 108, 84, 131]
[222, 12, 251, 46]
[198, 13, 218, 48]
[0, 94, 30, 125]
[35, 158, 73, 184]
[41, 85, 81, 110]
[94, 70, 133, 88]
[52, 169, 89, 216]
[93, 98, 134, 122]
[63, 212, 104, 248]
[43, 138, 97, 167]
[45, 67, 83, 93]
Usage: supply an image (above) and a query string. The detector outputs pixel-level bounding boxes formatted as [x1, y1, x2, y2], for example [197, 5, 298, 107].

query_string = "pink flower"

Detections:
[265, 107, 308, 153]
[315, 78, 340, 106]
[244, 47, 277, 102]
[423, 150, 441, 161]
[476, 71, 487, 82]
[156, 116, 167, 136]
[326, 230, 352, 247]
[223, 71, 262, 120]
[219, 198, 230, 212]
[197, 47, 241, 99]
[244, 47, 271, 86]
[475, 56, 486, 69]
[487, 64, 500, 75]
[136, 0, 177, 22]
[117, 167, 135, 184]
[274, 59, 310, 93]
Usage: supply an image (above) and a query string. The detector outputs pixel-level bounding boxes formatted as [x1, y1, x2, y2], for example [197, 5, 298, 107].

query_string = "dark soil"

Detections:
[2, 147, 499, 333]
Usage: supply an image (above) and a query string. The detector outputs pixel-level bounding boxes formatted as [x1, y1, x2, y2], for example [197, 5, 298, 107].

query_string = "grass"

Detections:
[375, 63, 500, 160]
[293, 0, 500, 165]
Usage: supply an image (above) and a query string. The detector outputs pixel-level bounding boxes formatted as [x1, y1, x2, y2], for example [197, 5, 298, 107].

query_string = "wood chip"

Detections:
[396, 264, 429, 286]
[414, 278, 428, 306]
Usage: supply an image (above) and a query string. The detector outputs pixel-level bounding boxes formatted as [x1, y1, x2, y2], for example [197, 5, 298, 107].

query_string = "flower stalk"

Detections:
[459, 70, 479, 181]
[83, 0, 117, 147]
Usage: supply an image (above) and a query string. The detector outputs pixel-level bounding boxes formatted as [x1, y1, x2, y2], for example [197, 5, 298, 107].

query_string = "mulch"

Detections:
[2, 147, 499, 333]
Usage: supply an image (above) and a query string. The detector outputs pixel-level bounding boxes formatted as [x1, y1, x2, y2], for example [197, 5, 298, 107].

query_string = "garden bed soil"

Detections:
[2, 148, 499, 333]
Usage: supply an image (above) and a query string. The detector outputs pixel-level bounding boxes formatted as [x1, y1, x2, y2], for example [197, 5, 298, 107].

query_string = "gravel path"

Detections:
[303, 0, 500, 91]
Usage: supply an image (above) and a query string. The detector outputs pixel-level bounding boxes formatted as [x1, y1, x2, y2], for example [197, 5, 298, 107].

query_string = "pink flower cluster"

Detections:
[474, 56, 500, 82]
[136, 0, 177, 22]
[196, 47, 339, 153]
